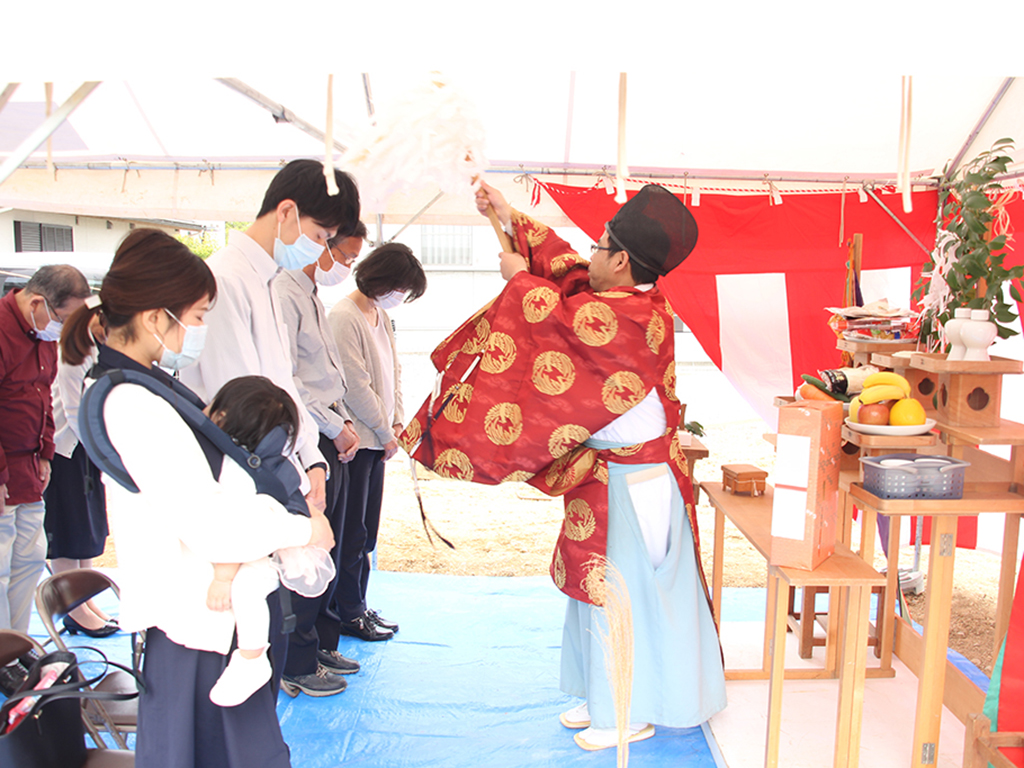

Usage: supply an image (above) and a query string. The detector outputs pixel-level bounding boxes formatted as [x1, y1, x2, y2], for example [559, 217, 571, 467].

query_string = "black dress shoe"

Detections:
[365, 608, 399, 633]
[338, 615, 393, 642]
[63, 616, 119, 638]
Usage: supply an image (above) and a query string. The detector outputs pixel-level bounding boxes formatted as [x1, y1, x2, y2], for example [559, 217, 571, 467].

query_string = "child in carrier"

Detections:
[203, 375, 334, 707]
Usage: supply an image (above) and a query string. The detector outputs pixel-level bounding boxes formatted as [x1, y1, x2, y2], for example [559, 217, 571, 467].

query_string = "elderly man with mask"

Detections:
[273, 221, 366, 696]
[401, 183, 727, 751]
[0, 265, 90, 639]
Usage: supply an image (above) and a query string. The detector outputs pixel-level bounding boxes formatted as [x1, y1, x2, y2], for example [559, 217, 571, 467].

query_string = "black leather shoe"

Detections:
[64, 616, 119, 638]
[317, 649, 360, 675]
[338, 615, 393, 642]
[365, 608, 399, 633]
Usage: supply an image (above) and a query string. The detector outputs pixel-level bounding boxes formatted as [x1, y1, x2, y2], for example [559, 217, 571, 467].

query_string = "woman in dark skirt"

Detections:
[44, 329, 117, 637]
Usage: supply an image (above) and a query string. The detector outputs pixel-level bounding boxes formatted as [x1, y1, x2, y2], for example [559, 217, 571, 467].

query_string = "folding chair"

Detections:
[35, 569, 138, 750]
[0, 629, 134, 767]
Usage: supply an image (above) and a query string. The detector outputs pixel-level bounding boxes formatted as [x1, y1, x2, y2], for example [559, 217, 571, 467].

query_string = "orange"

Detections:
[889, 398, 926, 426]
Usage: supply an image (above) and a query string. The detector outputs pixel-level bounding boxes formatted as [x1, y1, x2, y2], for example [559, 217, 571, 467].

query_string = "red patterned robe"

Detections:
[401, 210, 708, 608]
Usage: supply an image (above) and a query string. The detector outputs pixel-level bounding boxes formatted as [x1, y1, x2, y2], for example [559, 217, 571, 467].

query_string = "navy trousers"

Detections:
[136, 611, 290, 768]
[335, 448, 385, 622]
[283, 434, 349, 676]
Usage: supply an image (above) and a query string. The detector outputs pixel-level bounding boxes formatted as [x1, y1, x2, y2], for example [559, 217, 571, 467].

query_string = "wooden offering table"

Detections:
[849, 481, 1024, 768]
[701, 481, 885, 768]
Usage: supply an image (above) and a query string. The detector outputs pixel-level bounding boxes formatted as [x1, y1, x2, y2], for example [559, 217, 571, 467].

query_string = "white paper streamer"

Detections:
[341, 73, 487, 213]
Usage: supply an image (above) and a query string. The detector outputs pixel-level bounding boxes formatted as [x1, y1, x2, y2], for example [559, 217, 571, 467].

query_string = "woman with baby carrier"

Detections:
[60, 228, 333, 767]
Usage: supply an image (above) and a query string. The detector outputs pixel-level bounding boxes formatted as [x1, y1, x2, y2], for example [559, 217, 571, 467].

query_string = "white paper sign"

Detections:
[772, 486, 808, 540]
[774, 433, 811, 488]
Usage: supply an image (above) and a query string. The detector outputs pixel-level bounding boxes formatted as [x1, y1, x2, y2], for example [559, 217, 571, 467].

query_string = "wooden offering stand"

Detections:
[721, 463, 768, 495]
[908, 352, 1022, 428]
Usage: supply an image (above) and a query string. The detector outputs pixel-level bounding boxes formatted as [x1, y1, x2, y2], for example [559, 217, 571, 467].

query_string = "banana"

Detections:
[859, 384, 907, 404]
[862, 371, 911, 398]
[849, 395, 861, 422]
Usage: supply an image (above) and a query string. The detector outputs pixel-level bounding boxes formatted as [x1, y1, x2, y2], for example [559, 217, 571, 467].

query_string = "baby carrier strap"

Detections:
[79, 368, 299, 512]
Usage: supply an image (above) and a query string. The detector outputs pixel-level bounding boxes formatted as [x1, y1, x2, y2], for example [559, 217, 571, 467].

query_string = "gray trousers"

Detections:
[0, 500, 47, 632]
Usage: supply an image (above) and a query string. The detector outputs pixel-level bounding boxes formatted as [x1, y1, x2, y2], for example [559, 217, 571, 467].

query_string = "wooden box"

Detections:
[721, 464, 768, 495]
[770, 400, 841, 570]
[870, 352, 939, 412]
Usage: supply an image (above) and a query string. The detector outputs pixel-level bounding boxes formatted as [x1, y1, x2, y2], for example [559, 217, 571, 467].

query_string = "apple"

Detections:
[858, 403, 891, 425]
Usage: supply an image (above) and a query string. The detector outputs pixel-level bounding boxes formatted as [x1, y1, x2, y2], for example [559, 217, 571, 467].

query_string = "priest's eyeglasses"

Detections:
[590, 244, 616, 255]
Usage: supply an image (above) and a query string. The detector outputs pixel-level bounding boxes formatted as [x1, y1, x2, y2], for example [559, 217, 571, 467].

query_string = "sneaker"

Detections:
[209, 650, 272, 708]
[339, 615, 393, 642]
[365, 608, 399, 633]
[317, 649, 360, 675]
[0, 662, 28, 697]
[281, 664, 348, 697]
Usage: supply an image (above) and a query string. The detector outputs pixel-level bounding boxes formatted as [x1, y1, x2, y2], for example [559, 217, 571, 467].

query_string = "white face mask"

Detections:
[273, 206, 325, 271]
[373, 290, 407, 311]
[31, 299, 63, 342]
[153, 309, 207, 371]
[315, 259, 351, 287]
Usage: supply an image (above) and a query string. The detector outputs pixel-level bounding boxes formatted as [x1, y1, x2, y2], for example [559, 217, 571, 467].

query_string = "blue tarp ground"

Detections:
[26, 571, 721, 767]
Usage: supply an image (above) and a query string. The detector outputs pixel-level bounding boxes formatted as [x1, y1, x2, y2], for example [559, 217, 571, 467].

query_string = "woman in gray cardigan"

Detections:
[327, 243, 426, 641]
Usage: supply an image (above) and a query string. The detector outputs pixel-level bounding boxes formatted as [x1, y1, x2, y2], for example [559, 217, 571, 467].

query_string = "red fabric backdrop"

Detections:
[537, 181, 941, 385]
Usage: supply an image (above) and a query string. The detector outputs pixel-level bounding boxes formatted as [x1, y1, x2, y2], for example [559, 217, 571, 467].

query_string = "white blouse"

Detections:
[101, 382, 311, 654]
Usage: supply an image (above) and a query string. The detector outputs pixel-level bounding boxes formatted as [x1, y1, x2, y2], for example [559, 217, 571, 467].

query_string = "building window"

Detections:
[14, 222, 73, 252]
[420, 225, 472, 266]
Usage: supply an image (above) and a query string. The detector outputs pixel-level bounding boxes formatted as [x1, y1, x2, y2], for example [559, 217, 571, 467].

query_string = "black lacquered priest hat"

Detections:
[606, 184, 698, 276]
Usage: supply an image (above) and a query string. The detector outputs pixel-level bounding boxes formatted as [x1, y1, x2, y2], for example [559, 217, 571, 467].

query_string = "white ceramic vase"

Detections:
[961, 309, 998, 362]
[944, 307, 972, 361]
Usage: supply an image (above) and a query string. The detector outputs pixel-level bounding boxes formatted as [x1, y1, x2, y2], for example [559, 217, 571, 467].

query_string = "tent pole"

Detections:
[386, 191, 445, 244]
[0, 81, 100, 188]
[863, 187, 932, 256]
[944, 77, 1015, 181]
[0, 83, 19, 114]
[216, 78, 347, 153]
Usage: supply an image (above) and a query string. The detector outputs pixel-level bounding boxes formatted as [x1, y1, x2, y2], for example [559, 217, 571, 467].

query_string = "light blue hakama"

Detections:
[559, 438, 727, 729]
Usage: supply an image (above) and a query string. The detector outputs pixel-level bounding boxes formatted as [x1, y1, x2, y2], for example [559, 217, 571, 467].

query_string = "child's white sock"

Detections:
[209, 648, 271, 708]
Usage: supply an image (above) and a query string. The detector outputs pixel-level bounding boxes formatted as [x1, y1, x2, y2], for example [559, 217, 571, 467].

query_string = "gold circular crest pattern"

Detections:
[646, 312, 666, 354]
[552, 253, 582, 278]
[532, 351, 576, 396]
[547, 424, 592, 459]
[526, 224, 549, 248]
[601, 371, 646, 414]
[552, 548, 566, 589]
[581, 560, 606, 606]
[670, 437, 689, 476]
[501, 470, 535, 483]
[484, 402, 524, 446]
[522, 286, 559, 324]
[573, 302, 619, 347]
[594, 462, 609, 485]
[611, 443, 644, 457]
[400, 418, 422, 451]
[664, 297, 674, 316]
[480, 332, 517, 375]
[441, 383, 473, 424]
[663, 361, 678, 402]
[461, 317, 491, 355]
[545, 451, 583, 494]
[435, 449, 474, 481]
[598, 290, 632, 299]
[564, 498, 597, 541]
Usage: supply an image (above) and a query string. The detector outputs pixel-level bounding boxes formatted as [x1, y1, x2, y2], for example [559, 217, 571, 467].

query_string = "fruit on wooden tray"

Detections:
[889, 398, 927, 426]
[857, 403, 891, 425]
[849, 395, 862, 422]
[862, 371, 912, 398]
[859, 383, 907, 404]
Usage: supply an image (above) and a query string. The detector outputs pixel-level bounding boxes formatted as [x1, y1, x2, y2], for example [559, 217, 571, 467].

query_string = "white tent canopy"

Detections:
[2, 67, 1024, 223]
